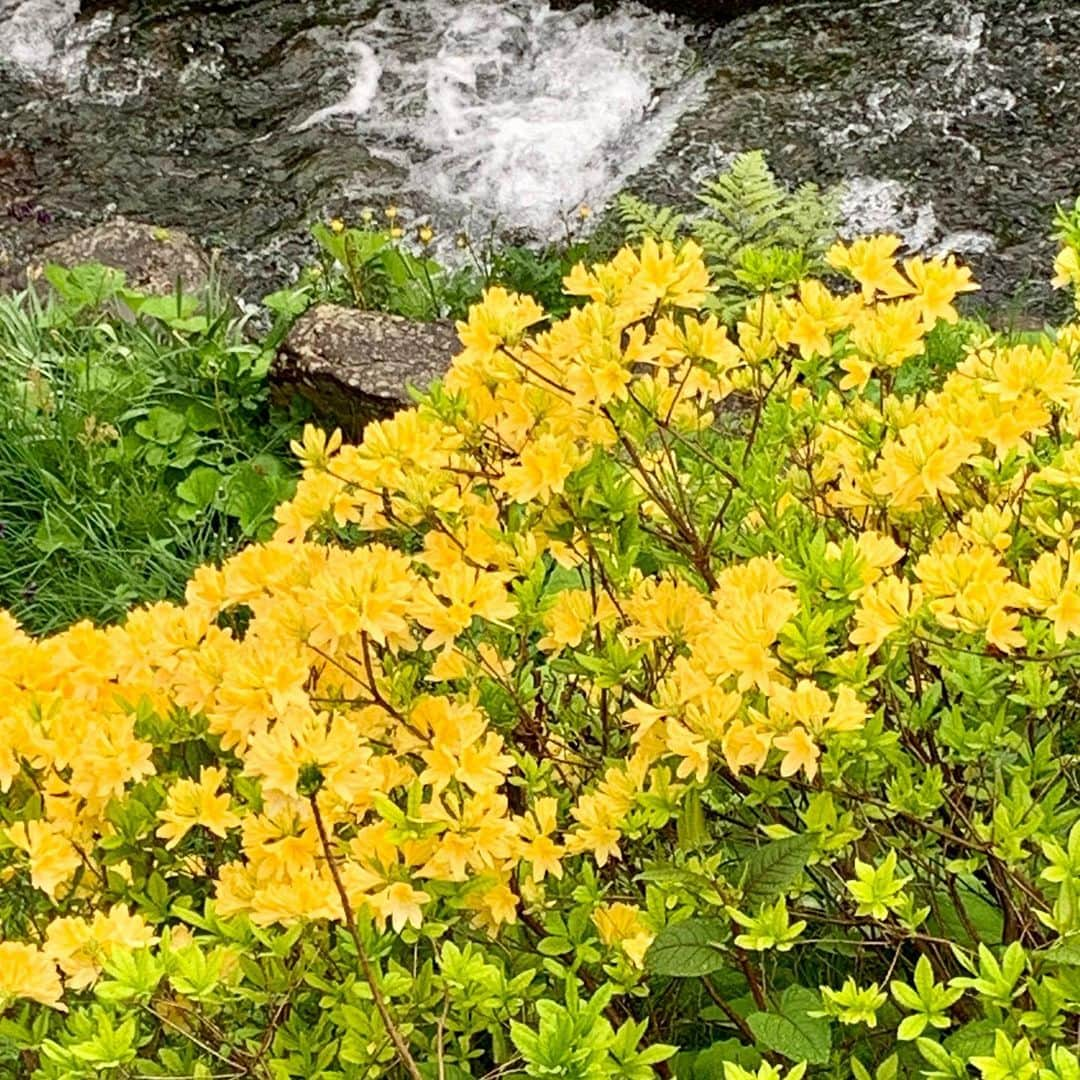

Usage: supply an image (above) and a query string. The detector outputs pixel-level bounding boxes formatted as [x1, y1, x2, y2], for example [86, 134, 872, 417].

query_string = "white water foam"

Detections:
[299, 0, 708, 240]
[840, 176, 994, 257]
[0, 0, 110, 85]
[294, 41, 382, 132]
[840, 177, 939, 250]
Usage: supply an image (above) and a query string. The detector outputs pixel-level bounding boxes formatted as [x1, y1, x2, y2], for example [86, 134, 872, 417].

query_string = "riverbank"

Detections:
[2, 0, 1078, 315]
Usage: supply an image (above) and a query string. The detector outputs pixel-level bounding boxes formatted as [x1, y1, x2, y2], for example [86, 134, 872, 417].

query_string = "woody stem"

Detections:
[308, 793, 423, 1080]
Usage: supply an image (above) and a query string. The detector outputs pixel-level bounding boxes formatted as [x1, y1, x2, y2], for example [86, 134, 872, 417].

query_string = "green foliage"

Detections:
[0, 266, 302, 632]
[746, 987, 831, 1066]
[293, 214, 617, 325]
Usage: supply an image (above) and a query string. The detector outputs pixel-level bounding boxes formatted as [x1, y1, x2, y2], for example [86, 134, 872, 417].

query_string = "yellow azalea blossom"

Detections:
[850, 576, 921, 654]
[827, 235, 914, 302]
[498, 434, 578, 504]
[520, 797, 564, 882]
[371, 882, 430, 932]
[289, 424, 343, 472]
[156, 766, 241, 850]
[902, 254, 979, 325]
[45, 906, 156, 990]
[773, 725, 821, 781]
[593, 902, 655, 967]
[464, 879, 519, 934]
[1052, 245, 1080, 291]
[0, 943, 63, 1009]
[7, 819, 81, 899]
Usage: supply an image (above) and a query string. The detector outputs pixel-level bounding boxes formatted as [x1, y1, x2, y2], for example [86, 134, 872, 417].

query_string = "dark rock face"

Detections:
[635, 0, 1080, 317]
[0, 215, 213, 295]
[554, 0, 770, 16]
[272, 305, 458, 437]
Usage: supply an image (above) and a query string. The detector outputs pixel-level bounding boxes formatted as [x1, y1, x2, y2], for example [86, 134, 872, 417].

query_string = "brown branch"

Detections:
[308, 794, 423, 1080]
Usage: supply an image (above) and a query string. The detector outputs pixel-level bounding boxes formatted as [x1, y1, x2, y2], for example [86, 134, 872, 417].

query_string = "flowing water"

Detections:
[1, 0, 1077, 310]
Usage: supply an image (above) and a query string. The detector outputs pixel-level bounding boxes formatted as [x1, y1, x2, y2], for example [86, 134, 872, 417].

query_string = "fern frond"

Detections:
[616, 193, 685, 244]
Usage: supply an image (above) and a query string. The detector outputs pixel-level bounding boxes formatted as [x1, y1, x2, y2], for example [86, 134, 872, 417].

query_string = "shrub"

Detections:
[3, 215, 1080, 1078]
[0, 265, 302, 633]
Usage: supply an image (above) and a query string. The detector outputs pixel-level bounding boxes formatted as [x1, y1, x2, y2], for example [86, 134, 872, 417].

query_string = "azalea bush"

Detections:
[5, 207, 1080, 1079]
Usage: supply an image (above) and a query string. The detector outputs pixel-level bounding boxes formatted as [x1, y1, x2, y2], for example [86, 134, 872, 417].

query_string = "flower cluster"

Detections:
[4, 221, 1080, 1078]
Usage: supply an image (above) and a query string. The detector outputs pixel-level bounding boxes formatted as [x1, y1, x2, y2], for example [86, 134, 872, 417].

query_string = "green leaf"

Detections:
[644, 918, 729, 977]
[135, 406, 187, 445]
[175, 466, 224, 511]
[33, 515, 82, 555]
[263, 285, 312, 319]
[739, 834, 815, 908]
[672, 1040, 761, 1079]
[43, 262, 126, 306]
[942, 1020, 997, 1059]
[185, 400, 222, 432]
[746, 986, 831, 1065]
[1041, 941, 1080, 966]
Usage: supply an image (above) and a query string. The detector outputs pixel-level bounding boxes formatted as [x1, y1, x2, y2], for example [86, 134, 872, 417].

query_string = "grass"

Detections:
[0, 269, 304, 634]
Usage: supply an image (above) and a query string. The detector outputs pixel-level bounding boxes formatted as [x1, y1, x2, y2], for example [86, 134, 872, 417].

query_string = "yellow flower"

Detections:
[465, 880, 519, 934]
[289, 424, 342, 472]
[593, 902, 654, 967]
[499, 434, 578, 504]
[773, 726, 821, 781]
[7, 819, 81, 899]
[45, 906, 156, 990]
[329, 218, 346, 234]
[827, 236, 913, 301]
[0, 942, 63, 1009]
[1052, 245, 1080, 290]
[372, 882, 430, 932]
[156, 766, 241, 850]
[903, 254, 979, 325]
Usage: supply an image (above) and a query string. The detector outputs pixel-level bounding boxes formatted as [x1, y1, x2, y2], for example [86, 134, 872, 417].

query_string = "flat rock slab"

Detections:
[0, 216, 213, 296]
[272, 305, 459, 437]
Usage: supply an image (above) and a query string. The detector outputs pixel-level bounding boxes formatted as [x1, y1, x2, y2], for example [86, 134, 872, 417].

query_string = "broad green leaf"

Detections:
[175, 466, 224, 511]
[739, 833, 815, 908]
[644, 918, 729, 977]
[746, 986, 831, 1065]
[263, 285, 312, 319]
[135, 406, 187, 445]
[942, 1020, 997, 1059]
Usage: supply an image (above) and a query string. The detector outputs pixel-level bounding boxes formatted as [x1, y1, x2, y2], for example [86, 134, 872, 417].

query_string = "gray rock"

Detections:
[0, 216, 214, 296]
[272, 305, 459, 436]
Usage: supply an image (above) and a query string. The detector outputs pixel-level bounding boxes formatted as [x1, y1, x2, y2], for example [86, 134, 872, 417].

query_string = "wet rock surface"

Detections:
[0, 0, 1077, 312]
[0, 215, 215, 294]
[272, 305, 458, 437]
[635, 0, 1080, 316]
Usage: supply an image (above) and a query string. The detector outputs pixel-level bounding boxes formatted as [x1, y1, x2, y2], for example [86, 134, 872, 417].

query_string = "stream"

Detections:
[1, 0, 1077, 311]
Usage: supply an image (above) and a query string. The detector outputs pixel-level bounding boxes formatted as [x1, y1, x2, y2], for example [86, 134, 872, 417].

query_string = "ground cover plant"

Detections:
[272, 206, 616, 325]
[3, 200, 1080, 1078]
[282, 152, 836, 329]
[0, 264, 303, 633]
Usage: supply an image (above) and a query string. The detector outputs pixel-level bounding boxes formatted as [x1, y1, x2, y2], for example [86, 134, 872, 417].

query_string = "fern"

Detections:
[615, 193, 685, 244]
[616, 151, 839, 319]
